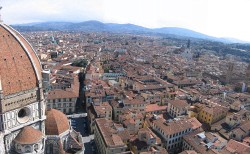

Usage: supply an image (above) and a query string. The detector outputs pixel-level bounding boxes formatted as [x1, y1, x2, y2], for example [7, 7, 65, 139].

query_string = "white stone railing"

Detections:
[67, 113, 87, 118]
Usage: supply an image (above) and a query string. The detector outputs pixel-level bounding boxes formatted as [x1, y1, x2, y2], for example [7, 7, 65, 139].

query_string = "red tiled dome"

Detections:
[45, 109, 70, 135]
[14, 126, 43, 144]
[0, 23, 42, 96]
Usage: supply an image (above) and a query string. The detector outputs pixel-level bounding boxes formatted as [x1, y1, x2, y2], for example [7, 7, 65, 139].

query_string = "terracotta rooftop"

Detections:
[202, 104, 228, 115]
[145, 104, 167, 113]
[243, 137, 250, 146]
[224, 139, 250, 154]
[0, 24, 42, 96]
[45, 109, 70, 135]
[47, 89, 78, 99]
[232, 120, 250, 136]
[168, 99, 189, 109]
[95, 118, 127, 148]
[14, 126, 43, 144]
[47, 75, 79, 99]
[183, 131, 216, 154]
[187, 117, 202, 130]
[153, 118, 193, 135]
[93, 102, 112, 116]
[123, 98, 146, 105]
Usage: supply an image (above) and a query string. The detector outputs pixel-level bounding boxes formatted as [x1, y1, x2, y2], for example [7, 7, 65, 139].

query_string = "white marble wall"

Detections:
[0, 100, 46, 153]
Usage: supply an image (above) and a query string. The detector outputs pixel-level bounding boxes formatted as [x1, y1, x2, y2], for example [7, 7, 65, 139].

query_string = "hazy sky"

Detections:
[1, 0, 250, 41]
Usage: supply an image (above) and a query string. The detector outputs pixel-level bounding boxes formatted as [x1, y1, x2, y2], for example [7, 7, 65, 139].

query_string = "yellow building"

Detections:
[188, 106, 199, 118]
[189, 103, 228, 126]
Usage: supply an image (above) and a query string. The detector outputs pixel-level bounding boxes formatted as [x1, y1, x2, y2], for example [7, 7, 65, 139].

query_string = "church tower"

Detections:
[0, 11, 46, 153]
[226, 62, 234, 83]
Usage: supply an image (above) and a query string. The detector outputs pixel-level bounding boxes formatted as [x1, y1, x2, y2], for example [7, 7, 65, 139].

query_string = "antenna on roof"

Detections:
[0, 6, 3, 23]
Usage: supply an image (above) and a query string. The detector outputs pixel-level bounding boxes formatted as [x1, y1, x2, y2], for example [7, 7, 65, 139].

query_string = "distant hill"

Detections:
[220, 37, 250, 44]
[154, 27, 226, 43]
[12, 20, 249, 44]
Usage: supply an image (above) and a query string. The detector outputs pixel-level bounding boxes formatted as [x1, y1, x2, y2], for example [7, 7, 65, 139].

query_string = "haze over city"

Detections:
[1, 0, 250, 42]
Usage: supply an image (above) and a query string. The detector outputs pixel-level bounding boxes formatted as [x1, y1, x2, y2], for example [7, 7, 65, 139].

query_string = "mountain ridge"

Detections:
[12, 20, 249, 44]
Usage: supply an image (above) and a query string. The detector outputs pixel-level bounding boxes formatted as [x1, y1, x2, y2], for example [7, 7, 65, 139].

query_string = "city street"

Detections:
[70, 117, 96, 154]
[70, 117, 88, 136]
[82, 135, 96, 154]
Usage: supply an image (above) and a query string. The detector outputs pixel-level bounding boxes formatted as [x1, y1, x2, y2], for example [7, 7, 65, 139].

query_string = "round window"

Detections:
[17, 107, 31, 123]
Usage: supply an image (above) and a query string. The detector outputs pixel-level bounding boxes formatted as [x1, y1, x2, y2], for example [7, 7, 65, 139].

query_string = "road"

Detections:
[70, 117, 96, 154]
[71, 117, 88, 136]
[82, 135, 96, 154]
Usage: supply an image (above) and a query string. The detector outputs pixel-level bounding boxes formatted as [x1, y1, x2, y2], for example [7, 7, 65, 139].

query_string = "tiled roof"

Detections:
[188, 117, 202, 130]
[225, 139, 250, 154]
[168, 99, 189, 109]
[95, 118, 127, 148]
[47, 89, 78, 99]
[8, 25, 42, 79]
[153, 118, 193, 135]
[123, 98, 146, 105]
[93, 102, 112, 116]
[145, 104, 167, 113]
[47, 75, 79, 99]
[45, 109, 70, 135]
[183, 131, 216, 154]
[202, 105, 228, 115]
[0, 24, 41, 96]
[14, 126, 43, 144]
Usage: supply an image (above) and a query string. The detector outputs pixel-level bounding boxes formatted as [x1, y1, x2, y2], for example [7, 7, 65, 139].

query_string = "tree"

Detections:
[71, 59, 88, 68]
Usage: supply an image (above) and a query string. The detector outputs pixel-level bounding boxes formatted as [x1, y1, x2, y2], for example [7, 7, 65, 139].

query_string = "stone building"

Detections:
[47, 89, 78, 114]
[167, 99, 189, 118]
[151, 117, 193, 151]
[46, 75, 79, 114]
[94, 118, 128, 154]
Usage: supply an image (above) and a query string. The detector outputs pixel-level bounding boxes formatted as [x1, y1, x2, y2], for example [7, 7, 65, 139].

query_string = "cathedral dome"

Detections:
[0, 23, 42, 96]
[14, 126, 43, 144]
[45, 109, 70, 135]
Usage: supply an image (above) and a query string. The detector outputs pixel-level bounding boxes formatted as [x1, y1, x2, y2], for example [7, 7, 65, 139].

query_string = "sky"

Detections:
[1, 0, 250, 41]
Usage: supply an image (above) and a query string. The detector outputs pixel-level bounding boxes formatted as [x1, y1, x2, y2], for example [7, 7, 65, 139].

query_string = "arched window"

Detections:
[25, 145, 31, 153]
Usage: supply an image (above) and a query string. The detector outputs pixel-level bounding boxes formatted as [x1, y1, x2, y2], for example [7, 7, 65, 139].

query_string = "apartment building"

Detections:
[189, 103, 228, 126]
[94, 118, 128, 154]
[167, 99, 189, 118]
[47, 90, 78, 114]
[151, 117, 193, 151]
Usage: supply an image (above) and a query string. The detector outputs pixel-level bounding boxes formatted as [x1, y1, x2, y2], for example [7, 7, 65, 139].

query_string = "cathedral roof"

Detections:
[45, 109, 70, 135]
[0, 23, 42, 96]
[14, 126, 43, 144]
